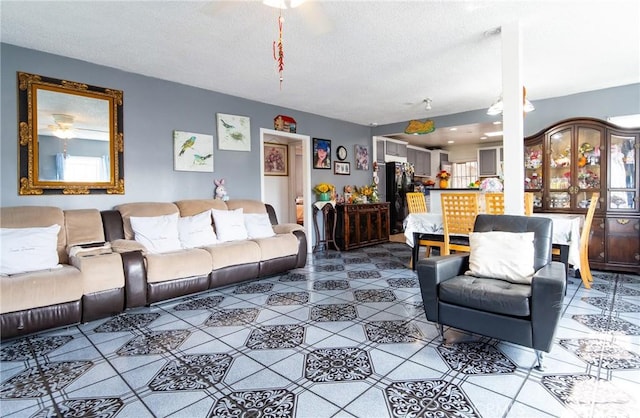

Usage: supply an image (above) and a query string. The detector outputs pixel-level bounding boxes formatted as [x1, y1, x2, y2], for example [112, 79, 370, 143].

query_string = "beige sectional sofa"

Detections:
[0, 206, 125, 339]
[1, 199, 306, 340]
[102, 199, 307, 307]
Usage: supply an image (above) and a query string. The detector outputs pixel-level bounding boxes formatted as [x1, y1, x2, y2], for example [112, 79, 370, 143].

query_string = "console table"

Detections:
[335, 203, 390, 250]
[313, 202, 338, 252]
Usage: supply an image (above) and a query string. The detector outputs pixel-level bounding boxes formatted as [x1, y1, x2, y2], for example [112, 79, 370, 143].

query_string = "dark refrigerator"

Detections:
[385, 162, 414, 233]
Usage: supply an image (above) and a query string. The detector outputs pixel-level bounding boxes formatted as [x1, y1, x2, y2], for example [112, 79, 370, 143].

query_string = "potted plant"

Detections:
[314, 183, 334, 201]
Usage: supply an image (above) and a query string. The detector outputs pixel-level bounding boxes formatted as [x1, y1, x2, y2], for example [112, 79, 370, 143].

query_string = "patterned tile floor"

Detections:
[1, 242, 639, 417]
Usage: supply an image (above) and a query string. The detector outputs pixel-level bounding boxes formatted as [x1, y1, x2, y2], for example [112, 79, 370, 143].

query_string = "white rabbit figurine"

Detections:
[214, 179, 229, 201]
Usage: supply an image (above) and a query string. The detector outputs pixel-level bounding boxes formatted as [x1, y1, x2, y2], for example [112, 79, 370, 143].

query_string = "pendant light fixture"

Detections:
[487, 86, 535, 116]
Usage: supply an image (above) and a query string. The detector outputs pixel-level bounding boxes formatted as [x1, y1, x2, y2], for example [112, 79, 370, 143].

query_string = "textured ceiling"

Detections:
[2, 0, 638, 131]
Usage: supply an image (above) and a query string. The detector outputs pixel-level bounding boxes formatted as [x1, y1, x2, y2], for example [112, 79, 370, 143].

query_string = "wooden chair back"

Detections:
[484, 192, 505, 215]
[406, 192, 427, 213]
[524, 192, 535, 216]
[441, 193, 479, 255]
[578, 193, 599, 288]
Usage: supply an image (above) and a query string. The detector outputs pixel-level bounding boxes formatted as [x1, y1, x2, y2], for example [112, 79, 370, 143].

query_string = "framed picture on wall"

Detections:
[217, 113, 251, 151]
[173, 130, 214, 172]
[355, 144, 369, 170]
[313, 138, 331, 169]
[263, 142, 288, 176]
[334, 161, 350, 175]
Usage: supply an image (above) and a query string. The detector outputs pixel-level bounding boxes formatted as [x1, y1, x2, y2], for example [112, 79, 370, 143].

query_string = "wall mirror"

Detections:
[17, 72, 124, 195]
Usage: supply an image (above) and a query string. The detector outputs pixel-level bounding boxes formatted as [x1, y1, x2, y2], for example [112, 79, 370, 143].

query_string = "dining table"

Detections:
[403, 212, 583, 275]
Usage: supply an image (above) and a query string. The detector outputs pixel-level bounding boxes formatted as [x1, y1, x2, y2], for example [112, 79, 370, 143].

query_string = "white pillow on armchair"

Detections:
[465, 231, 535, 284]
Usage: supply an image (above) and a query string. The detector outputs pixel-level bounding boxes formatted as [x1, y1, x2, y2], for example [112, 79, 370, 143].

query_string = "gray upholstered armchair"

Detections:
[417, 214, 566, 369]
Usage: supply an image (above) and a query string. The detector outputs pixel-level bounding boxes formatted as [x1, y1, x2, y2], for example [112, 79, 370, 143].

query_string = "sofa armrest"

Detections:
[120, 250, 148, 308]
[273, 223, 304, 234]
[416, 254, 469, 321]
[111, 239, 147, 254]
[530, 261, 566, 351]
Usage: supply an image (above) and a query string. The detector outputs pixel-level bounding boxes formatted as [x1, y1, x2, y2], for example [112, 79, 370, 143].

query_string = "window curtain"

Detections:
[55, 153, 66, 180]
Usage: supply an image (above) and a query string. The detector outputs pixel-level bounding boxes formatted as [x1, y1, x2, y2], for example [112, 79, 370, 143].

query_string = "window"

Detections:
[451, 161, 478, 188]
[58, 155, 109, 182]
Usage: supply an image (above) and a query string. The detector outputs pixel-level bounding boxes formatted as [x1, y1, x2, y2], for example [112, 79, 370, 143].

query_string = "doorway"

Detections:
[260, 128, 312, 253]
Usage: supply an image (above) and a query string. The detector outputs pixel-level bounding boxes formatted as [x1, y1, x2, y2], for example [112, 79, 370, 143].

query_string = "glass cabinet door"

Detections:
[576, 126, 602, 209]
[548, 128, 572, 209]
[609, 134, 636, 210]
[524, 142, 543, 209]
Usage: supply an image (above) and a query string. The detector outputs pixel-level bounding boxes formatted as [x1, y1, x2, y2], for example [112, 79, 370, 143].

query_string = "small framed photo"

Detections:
[173, 130, 214, 172]
[355, 144, 370, 170]
[217, 113, 251, 151]
[313, 138, 331, 169]
[264, 142, 288, 176]
[334, 161, 350, 175]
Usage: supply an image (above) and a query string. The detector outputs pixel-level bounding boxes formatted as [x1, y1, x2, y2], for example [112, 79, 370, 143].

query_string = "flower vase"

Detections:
[439, 179, 449, 189]
[318, 192, 331, 201]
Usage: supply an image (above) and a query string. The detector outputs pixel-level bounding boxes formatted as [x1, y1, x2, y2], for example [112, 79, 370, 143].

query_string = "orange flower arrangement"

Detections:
[436, 170, 451, 180]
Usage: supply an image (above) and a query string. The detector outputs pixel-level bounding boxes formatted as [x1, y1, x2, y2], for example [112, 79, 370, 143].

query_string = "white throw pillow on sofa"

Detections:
[130, 213, 182, 254]
[465, 231, 535, 284]
[0, 225, 61, 275]
[212, 208, 248, 242]
[244, 213, 275, 239]
[178, 210, 217, 248]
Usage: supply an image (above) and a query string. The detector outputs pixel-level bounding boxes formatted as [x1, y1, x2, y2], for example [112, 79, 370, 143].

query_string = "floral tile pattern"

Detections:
[117, 330, 191, 356]
[312, 279, 349, 291]
[384, 380, 480, 417]
[364, 320, 423, 344]
[33, 398, 124, 418]
[1, 243, 637, 418]
[387, 278, 418, 288]
[559, 338, 640, 369]
[437, 342, 517, 374]
[0, 336, 73, 361]
[347, 270, 381, 279]
[210, 389, 296, 418]
[174, 295, 224, 310]
[267, 291, 309, 306]
[246, 325, 305, 350]
[94, 313, 161, 332]
[149, 354, 232, 391]
[354, 289, 397, 303]
[581, 296, 640, 312]
[310, 304, 357, 322]
[204, 308, 260, 327]
[304, 347, 372, 382]
[0, 361, 93, 398]
[572, 314, 640, 335]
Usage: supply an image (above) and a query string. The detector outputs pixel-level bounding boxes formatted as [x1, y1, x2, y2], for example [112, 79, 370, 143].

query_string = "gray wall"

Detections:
[374, 84, 640, 138]
[1, 43, 373, 210]
[2, 43, 639, 210]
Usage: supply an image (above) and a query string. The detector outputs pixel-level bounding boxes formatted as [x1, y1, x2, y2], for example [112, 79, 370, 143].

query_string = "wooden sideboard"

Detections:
[335, 203, 390, 251]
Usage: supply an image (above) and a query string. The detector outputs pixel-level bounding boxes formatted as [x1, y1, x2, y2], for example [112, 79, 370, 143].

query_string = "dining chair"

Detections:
[406, 192, 445, 265]
[484, 192, 505, 215]
[440, 192, 479, 255]
[551, 192, 599, 289]
[524, 192, 535, 215]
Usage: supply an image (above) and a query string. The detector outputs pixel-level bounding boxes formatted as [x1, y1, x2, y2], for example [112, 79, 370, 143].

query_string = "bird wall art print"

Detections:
[217, 113, 251, 152]
[173, 130, 214, 172]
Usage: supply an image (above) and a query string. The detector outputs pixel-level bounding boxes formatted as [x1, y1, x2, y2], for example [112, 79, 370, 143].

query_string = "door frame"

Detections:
[260, 128, 312, 253]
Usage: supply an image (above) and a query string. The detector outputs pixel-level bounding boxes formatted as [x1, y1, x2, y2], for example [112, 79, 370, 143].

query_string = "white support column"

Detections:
[501, 21, 525, 215]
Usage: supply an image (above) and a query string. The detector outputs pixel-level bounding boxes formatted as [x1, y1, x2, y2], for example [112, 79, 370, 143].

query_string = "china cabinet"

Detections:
[335, 203, 390, 250]
[524, 118, 639, 273]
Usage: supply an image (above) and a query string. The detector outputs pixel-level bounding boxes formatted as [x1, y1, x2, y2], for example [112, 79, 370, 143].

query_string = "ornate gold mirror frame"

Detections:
[17, 72, 124, 195]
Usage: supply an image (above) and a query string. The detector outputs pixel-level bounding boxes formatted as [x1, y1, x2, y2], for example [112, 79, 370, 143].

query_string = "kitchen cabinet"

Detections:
[524, 118, 639, 273]
[478, 146, 503, 177]
[384, 139, 408, 161]
[335, 203, 390, 250]
[407, 145, 431, 177]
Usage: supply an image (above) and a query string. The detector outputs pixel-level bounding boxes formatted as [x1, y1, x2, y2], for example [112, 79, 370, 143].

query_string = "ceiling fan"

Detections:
[45, 114, 108, 141]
